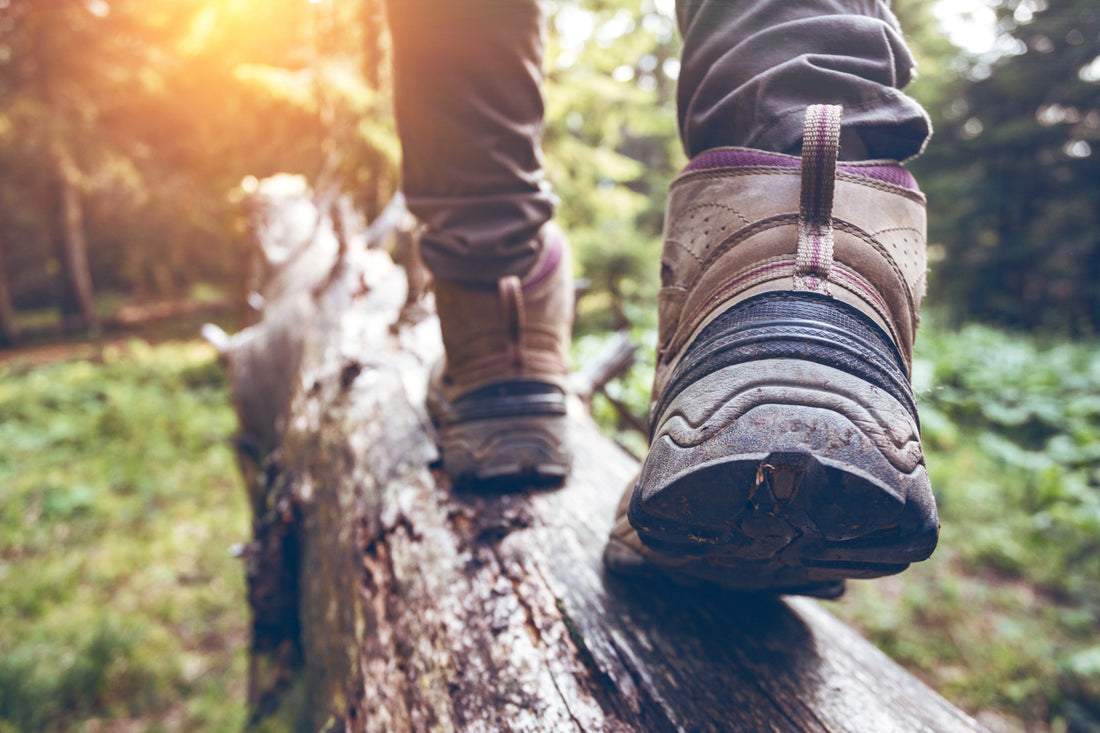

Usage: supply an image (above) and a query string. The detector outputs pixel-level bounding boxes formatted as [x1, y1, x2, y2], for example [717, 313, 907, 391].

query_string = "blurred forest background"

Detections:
[2, 0, 1100, 731]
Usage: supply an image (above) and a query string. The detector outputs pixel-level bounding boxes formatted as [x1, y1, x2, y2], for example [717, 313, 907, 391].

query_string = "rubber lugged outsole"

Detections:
[628, 358, 938, 592]
[438, 412, 571, 486]
[428, 380, 572, 486]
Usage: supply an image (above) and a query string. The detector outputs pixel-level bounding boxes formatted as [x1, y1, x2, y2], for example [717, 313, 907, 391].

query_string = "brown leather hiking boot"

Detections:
[604, 105, 938, 598]
[427, 222, 574, 484]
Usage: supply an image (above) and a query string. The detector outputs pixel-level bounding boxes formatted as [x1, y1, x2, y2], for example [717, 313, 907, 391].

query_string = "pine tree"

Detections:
[916, 0, 1100, 331]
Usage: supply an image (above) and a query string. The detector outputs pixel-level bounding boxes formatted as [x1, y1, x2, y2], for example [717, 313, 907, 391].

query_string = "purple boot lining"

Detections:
[685, 149, 918, 191]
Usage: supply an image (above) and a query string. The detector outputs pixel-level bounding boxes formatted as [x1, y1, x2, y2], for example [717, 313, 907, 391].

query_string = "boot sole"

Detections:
[629, 358, 938, 593]
[439, 413, 571, 486]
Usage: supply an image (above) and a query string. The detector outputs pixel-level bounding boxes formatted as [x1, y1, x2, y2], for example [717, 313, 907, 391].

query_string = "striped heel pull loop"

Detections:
[794, 104, 843, 294]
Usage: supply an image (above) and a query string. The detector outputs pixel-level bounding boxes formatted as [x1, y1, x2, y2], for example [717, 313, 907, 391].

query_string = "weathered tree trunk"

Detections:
[50, 149, 99, 333]
[0, 233, 17, 346]
[216, 183, 989, 733]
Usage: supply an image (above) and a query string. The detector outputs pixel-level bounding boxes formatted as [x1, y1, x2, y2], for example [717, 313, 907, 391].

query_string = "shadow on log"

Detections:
[211, 179, 988, 733]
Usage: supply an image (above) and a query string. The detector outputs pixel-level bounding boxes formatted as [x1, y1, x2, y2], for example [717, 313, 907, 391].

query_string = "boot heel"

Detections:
[605, 106, 938, 595]
[439, 412, 571, 484]
[431, 380, 571, 484]
[630, 357, 938, 587]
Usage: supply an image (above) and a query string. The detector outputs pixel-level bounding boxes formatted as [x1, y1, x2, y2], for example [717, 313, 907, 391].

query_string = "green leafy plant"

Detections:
[0, 341, 249, 732]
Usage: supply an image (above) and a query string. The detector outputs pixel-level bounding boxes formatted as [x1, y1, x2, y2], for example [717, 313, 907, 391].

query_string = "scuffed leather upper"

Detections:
[654, 150, 927, 404]
[433, 222, 573, 401]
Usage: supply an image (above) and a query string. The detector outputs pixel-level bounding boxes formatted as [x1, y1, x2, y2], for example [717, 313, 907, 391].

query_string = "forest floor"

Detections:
[0, 337, 249, 732]
[3, 318, 1099, 732]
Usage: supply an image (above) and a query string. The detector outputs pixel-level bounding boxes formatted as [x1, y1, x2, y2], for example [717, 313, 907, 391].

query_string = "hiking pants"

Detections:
[385, 0, 931, 282]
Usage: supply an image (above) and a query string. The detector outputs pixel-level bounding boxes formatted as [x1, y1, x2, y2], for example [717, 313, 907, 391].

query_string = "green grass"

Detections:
[0, 340, 249, 732]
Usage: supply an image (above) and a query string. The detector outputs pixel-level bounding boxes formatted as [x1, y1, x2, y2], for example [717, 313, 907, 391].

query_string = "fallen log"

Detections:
[215, 181, 988, 732]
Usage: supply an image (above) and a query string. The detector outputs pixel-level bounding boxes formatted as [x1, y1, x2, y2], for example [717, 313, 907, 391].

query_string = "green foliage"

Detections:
[573, 316, 657, 457]
[0, 342, 249, 731]
[916, 324, 1100, 597]
[543, 0, 683, 335]
[829, 323, 1100, 731]
[0, 0, 398, 311]
[912, 0, 1100, 331]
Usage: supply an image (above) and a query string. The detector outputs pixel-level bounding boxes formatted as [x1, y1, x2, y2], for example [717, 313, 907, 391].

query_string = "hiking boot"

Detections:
[604, 105, 938, 597]
[427, 222, 574, 485]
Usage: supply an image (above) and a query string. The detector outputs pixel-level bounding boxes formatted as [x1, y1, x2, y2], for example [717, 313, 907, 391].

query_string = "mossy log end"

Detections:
[217, 183, 988, 733]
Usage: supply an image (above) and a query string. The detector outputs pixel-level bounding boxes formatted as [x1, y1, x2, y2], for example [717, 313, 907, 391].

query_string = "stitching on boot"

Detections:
[665, 238, 706, 268]
[829, 264, 902, 349]
[676, 201, 752, 227]
[660, 257, 798, 364]
[833, 219, 919, 336]
[830, 264, 892, 320]
[695, 213, 799, 275]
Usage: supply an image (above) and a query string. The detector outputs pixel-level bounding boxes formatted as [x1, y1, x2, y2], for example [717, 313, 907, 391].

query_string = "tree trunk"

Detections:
[50, 150, 99, 332]
[216, 182, 989, 733]
[0, 233, 17, 346]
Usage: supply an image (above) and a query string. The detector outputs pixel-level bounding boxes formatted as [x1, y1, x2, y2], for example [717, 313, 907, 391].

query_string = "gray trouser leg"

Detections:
[386, 0, 552, 283]
[386, 0, 931, 282]
[676, 0, 931, 160]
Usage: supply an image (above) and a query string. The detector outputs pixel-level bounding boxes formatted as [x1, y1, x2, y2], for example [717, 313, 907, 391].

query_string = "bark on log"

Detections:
[218, 184, 989, 733]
